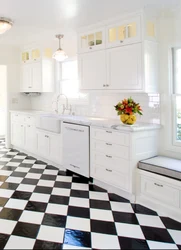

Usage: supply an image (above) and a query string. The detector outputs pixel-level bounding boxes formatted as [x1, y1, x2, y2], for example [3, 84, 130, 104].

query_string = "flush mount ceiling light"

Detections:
[52, 34, 68, 62]
[0, 17, 13, 34]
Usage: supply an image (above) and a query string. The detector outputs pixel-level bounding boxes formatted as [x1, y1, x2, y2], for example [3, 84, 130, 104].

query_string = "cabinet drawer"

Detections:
[91, 139, 129, 159]
[11, 113, 25, 123]
[93, 164, 130, 191]
[92, 151, 130, 175]
[24, 115, 35, 125]
[91, 128, 130, 146]
[141, 176, 180, 208]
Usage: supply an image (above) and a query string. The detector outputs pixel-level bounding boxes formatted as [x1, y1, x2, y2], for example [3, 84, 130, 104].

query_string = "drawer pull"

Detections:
[70, 164, 80, 169]
[106, 168, 112, 172]
[106, 131, 112, 134]
[106, 155, 112, 158]
[45, 135, 49, 138]
[154, 183, 163, 187]
[106, 143, 112, 146]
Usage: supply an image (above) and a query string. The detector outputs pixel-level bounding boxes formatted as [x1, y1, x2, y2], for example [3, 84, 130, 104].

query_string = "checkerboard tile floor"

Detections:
[0, 138, 180, 249]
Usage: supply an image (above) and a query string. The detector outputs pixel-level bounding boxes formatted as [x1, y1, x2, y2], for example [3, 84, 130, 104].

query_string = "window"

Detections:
[172, 48, 181, 145]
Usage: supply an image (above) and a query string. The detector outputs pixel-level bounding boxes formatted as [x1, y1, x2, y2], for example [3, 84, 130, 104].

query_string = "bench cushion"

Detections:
[138, 156, 181, 181]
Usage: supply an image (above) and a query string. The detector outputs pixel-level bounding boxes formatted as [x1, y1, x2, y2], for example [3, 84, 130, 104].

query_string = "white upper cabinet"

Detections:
[106, 16, 141, 48]
[78, 27, 105, 53]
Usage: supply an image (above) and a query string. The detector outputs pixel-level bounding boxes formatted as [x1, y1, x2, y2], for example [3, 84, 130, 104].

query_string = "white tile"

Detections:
[168, 229, 181, 244]
[136, 214, 165, 228]
[37, 225, 64, 243]
[37, 179, 55, 187]
[0, 219, 16, 234]
[56, 175, 72, 182]
[115, 223, 145, 239]
[0, 182, 3, 186]
[5, 198, 28, 210]
[6, 176, 23, 184]
[110, 201, 134, 213]
[147, 240, 178, 249]
[22, 159, 36, 164]
[71, 183, 89, 191]
[32, 164, 46, 169]
[52, 188, 70, 197]
[91, 233, 120, 249]
[6, 162, 20, 167]
[17, 184, 35, 192]
[15, 167, 29, 173]
[4, 235, 35, 249]
[6, 152, 18, 156]
[0, 157, 11, 162]
[69, 197, 89, 208]
[63, 244, 91, 250]
[46, 203, 68, 216]
[89, 191, 109, 201]
[43, 169, 58, 176]
[0, 170, 12, 176]
[30, 193, 50, 203]
[66, 216, 90, 232]
[19, 211, 44, 224]
[90, 208, 114, 222]
[0, 189, 14, 198]
[13, 155, 26, 160]
[25, 173, 42, 179]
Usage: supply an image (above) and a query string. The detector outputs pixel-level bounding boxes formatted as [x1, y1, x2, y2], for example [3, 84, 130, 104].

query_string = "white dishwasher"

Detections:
[62, 122, 90, 178]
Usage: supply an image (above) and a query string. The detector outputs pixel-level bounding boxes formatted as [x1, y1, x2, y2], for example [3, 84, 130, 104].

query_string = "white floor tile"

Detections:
[0, 189, 14, 198]
[52, 187, 70, 197]
[17, 184, 35, 192]
[22, 159, 36, 164]
[110, 201, 134, 213]
[71, 183, 89, 191]
[6, 152, 18, 156]
[37, 179, 55, 187]
[91, 232, 120, 249]
[25, 173, 42, 179]
[32, 164, 47, 169]
[90, 208, 114, 222]
[5, 198, 28, 210]
[43, 169, 58, 176]
[13, 155, 26, 160]
[6, 162, 20, 167]
[115, 222, 145, 239]
[89, 191, 109, 201]
[136, 214, 165, 228]
[15, 167, 29, 173]
[66, 216, 90, 232]
[168, 229, 181, 244]
[0, 170, 12, 176]
[4, 235, 35, 249]
[19, 210, 44, 224]
[0, 157, 11, 162]
[0, 219, 17, 234]
[63, 244, 91, 249]
[56, 175, 72, 183]
[147, 240, 178, 249]
[69, 197, 89, 208]
[37, 225, 64, 243]
[30, 193, 50, 203]
[46, 203, 68, 216]
[5, 176, 23, 184]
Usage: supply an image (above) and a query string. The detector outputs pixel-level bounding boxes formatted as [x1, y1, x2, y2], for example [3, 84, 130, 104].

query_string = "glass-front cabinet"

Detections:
[106, 16, 141, 48]
[21, 47, 53, 64]
[78, 28, 105, 53]
[21, 50, 30, 63]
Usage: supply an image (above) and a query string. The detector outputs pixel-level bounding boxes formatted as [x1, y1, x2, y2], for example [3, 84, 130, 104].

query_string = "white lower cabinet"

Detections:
[25, 125, 37, 153]
[11, 122, 25, 148]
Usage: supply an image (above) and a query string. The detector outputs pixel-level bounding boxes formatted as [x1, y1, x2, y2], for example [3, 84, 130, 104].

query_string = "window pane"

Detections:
[62, 79, 79, 98]
[173, 48, 181, 94]
[62, 60, 78, 80]
[176, 96, 181, 141]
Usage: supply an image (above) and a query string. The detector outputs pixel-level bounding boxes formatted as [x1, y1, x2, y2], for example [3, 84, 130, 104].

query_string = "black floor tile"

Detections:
[160, 217, 181, 230]
[33, 240, 63, 250]
[118, 236, 149, 250]
[89, 184, 107, 192]
[0, 182, 18, 190]
[72, 176, 89, 184]
[0, 233, 10, 249]
[12, 222, 40, 238]
[42, 213, 67, 227]
[19, 163, 33, 168]
[70, 190, 89, 199]
[131, 204, 158, 216]
[141, 226, 174, 243]
[21, 178, 39, 185]
[109, 193, 130, 203]
[90, 199, 111, 210]
[1, 166, 16, 171]
[49, 195, 69, 205]
[35, 160, 47, 165]
[41, 174, 56, 181]
[0, 208, 22, 221]
[11, 171, 27, 178]
[25, 201, 47, 212]
[46, 165, 58, 170]
[34, 186, 53, 194]
[68, 206, 90, 218]
[29, 168, 44, 174]
[113, 211, 139, 224]
[64, 229, 91, 248]
[11, 191, 32, 200]
[0, 197, 9, 207]
[0, 176, 8, 182]
[91, 220, 117, 235]
[54, 181, 71, 189]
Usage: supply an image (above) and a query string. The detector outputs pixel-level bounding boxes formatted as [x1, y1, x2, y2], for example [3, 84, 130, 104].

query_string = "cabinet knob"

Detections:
[154, 183, 163, 187]
[106, 168, 112, 172]
[120, 40, 123, 43]
[103, 84, 106, 87]
[106, 84, 109, 87]
[106, 143, 112, 146]
[89, 47, 92, 49]
[106, 130, 112, 134]
[106, 155, 112, 158]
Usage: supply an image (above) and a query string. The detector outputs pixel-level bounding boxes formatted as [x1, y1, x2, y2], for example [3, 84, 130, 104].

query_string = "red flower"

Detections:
[125, 107, 133, 115]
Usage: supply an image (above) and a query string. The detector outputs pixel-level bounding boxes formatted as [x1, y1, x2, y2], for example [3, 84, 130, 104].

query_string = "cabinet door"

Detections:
[49, 134, 62, 164]
[20, 64, 32, 92]
[25, 125, 37, 153]
[79, 50, 107, 90]
[37, 131, 50, 158]
[21, 50, 30, 64]
[11, 122, 24, 147]
[107, 43, 142, 90]
[31, 62, 42, 92]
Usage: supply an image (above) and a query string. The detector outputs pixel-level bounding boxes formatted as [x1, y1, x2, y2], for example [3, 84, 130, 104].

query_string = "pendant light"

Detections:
[0, 17, 13, 34]
[52, 34, 68, 62]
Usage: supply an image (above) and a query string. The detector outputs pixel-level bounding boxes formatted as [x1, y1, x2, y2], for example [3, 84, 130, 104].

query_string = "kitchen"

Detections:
[0, 0, 181, 249]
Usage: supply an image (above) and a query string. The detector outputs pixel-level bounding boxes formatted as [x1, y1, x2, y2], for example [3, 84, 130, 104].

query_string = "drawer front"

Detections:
[24, 115, 35, 125]
[92, 151, 130, 175]
[91, 139, 129, 159]
[11, 113, 25, 123]
[93, 164, 130, 191]
[141, 176, 180, 208]
[91, 128, 130, 146]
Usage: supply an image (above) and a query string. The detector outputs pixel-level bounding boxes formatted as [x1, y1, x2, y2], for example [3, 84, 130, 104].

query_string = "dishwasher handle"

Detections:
[64, 126, 85, 133]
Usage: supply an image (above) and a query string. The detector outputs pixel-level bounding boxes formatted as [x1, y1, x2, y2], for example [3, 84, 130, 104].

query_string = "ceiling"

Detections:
[0, 0, 180, 46]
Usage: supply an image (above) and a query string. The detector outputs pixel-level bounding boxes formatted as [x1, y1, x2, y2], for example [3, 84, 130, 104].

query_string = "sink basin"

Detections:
[86, 117, 107, 121]
[36, 114, 61, 133]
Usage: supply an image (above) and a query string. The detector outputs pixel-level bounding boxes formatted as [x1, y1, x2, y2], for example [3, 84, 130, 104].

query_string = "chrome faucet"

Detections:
[55, 94, 72, 114]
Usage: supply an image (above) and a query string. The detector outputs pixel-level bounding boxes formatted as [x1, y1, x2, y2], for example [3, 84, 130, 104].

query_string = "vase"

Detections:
[120, 114, 136, 125]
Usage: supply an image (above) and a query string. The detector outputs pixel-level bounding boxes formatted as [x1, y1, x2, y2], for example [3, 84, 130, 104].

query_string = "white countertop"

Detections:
[10, 110, 161, 132]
